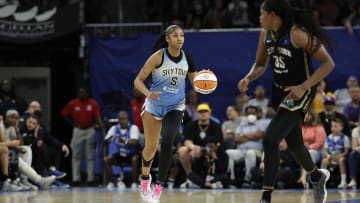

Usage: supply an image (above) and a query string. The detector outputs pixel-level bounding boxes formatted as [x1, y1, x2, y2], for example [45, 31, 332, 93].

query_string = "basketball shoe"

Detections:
[310, 169, 330, 203]
[140, 174, 152, 202]
[148, 184, 163, 203]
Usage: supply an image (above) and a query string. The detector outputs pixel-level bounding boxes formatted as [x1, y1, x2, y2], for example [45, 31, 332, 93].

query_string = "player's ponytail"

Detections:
[288, 0, 332, 51]
[152, 25, 183, 53]
[261, 0, 332, 52]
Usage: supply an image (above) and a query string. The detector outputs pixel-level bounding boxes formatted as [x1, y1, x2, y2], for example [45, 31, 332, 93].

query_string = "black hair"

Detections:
[261, 0, 332, 52]
[152, 25, 183, 53]
[245, 105, 259, 113]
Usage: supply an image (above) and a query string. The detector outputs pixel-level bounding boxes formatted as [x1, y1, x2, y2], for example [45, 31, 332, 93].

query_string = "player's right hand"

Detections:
[147, 91, 161, 100]
[238, 78, 249, 93]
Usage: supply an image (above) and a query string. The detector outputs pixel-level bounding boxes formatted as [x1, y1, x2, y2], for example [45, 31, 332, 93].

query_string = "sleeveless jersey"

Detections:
[265, 26, 314, 86]
[327, 134, 346, 155]
[264, 26, 317, 112]
[112, 124, 140, 157]
[149, 48, 189, 106]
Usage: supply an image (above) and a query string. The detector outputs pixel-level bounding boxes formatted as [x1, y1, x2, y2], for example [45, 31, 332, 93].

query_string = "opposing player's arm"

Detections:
[245, 29, 269, 82]
[134, 50, 162, 97]
[291, 27, 335, 90]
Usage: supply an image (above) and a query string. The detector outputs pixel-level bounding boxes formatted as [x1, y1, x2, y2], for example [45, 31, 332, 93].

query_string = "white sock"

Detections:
[341, 174, 347, 184]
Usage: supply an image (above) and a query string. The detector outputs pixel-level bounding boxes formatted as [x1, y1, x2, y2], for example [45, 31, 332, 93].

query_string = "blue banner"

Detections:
[89, 28, 360, 121]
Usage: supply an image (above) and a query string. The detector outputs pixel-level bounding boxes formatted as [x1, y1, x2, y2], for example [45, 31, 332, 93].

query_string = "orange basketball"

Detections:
[193, 70, 218, 94]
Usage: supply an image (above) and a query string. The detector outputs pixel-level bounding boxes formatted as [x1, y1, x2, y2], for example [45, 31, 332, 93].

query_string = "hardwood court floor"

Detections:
[1, 188, 360, 203]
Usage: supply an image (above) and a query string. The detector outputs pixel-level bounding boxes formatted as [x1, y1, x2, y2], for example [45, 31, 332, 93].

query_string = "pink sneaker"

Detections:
[140, 175, 152, 201]
[149, 184, 163, 203]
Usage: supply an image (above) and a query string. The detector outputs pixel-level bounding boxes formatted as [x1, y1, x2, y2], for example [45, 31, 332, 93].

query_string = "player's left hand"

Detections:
[284, 85, 306, 101]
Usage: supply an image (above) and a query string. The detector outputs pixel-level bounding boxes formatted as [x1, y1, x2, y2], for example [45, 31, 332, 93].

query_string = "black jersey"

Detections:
[265, 27, 317, 113]
[265, 27, 313, 87]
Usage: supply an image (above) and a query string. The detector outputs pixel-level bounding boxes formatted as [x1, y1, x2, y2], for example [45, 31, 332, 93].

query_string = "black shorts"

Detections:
[271, 83, 316, 114]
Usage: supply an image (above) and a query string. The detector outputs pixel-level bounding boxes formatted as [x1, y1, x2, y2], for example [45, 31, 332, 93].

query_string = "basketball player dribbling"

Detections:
[238, 0, 335, 203]
[133, 25, 197, 203]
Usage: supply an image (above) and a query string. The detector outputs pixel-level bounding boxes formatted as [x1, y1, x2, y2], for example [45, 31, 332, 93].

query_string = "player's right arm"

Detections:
[134, 50, 163, 100]
[238, 29, 269, 93]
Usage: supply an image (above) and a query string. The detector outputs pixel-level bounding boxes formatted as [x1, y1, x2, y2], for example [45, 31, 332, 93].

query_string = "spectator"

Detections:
[222, 105, 242, 150]
[178, 103, 228, 188]
[321, 119, 350, 189]
[131, 88, 145, 134]
[186, 0, 209, 29]
[183, 90, 201, 128]
[244, 85, 269, 117]
[1, 114, 57, 190]
[225, 0, 251, 28]
[319, 94, 351, 137]
[347, 115, 360, 189]
[344, 1, 360, 35]
[343, 86, 360, 129]
[19, 101, 69, 185]
[311, 80, 327, 113]
[226, 105, 265, 188]
[103, 111, 141, 190]
[298, 110, 326, 187]
[0, 79, 27, 117]
[203, 0, 227, 28]
[61, 87, 103, 186]
[234, 93, 250, 116]
[334, 75, 358, 113]
[0, 116, 22, 191]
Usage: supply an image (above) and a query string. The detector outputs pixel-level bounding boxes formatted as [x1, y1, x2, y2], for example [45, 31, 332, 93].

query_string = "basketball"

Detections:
[193, 70, 218, 94]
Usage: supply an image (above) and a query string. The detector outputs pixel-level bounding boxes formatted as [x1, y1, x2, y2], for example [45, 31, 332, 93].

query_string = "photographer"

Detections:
[178, 103, 229, 188]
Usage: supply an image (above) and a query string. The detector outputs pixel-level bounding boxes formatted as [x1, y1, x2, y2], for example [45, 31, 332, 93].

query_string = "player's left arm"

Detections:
[291, 27, 335, 90]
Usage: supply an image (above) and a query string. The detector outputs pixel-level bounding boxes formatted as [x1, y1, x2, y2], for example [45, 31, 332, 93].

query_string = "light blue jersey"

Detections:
[150, 48, 188, 106]
[143, 48, 189, 119]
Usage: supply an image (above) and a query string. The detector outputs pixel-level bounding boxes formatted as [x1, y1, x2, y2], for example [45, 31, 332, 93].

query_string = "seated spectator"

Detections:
[178, 103, 229, 189]
[225, 0, 251, 28]
[20, 101, 70, 178]
[19, 114, 68, 180]
[343, 86, 360, 129]
[347, 115, 360, 189]
[334, 75, 358, 113]
[298, 110, 326, 187]
[103, 111, 141, 190]
[203, 0, 227, 28]
[244, 85, 269, 117]
[234, 93, 250, 116]
[311, 80, 327, 113]
[222, 105, 242, 150]
[321, 119, 350, 189]
[183, 90, 201, 128]
[319, 94, 351, 137]
[0, 115, 56, 190]
[226, 105, 266, 188]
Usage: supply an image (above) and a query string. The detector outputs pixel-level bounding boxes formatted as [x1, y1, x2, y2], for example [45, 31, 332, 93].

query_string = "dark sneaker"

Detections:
[259, 200, 270, 203]
[310, 169, 330, 203]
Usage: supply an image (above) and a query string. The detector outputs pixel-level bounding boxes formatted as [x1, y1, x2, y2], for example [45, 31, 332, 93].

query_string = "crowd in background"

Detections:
[2, 73, 360, 192]
[129, 0, 360, 31]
